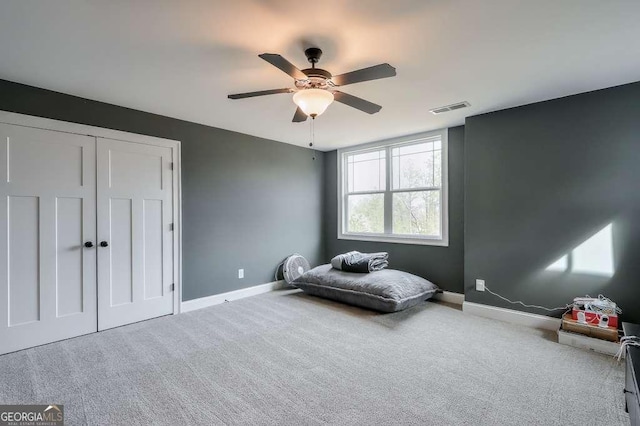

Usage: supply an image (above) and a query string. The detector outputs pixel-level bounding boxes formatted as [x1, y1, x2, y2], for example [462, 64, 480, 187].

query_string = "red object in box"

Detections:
[572, 308, 618, 328]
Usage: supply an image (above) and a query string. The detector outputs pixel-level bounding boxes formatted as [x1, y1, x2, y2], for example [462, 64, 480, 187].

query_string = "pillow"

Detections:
[292, 264, 438, 313]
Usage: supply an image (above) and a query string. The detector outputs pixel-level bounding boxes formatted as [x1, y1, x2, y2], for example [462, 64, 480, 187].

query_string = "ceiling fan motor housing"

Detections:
[296, 48, 333, 89]
[296, 68, 333, 90]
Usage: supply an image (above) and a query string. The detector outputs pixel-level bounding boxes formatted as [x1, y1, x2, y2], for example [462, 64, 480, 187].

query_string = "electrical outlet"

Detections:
[476, 279, 485, 291]
[238, 269, 244, 279]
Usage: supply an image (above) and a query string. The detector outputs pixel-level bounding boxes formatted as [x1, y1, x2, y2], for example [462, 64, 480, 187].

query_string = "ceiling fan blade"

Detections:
[292, 107, 308, 122]
[333, 91, 382, 114]
[332, 63, 396, 86]
[258, 53, 307, 80]
[228, 88, 293, 100]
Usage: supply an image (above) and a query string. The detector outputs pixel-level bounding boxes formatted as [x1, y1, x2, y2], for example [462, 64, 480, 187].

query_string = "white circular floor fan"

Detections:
[277, 254, 310, 286]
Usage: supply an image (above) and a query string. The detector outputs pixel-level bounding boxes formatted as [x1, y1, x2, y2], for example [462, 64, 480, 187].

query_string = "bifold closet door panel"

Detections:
[96, 137, 174, 331]
[0, 123, 97, 355]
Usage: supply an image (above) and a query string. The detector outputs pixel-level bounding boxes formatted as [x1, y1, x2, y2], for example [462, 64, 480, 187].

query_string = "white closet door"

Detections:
[0, 123, 97, 355]
[97, 138, 174, 330]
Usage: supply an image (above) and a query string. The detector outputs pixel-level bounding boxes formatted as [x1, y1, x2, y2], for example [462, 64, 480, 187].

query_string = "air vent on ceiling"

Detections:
[429, 101, 470, 115]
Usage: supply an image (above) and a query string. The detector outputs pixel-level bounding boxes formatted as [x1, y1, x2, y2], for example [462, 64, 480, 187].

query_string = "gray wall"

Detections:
[0, 79, 324, 301]
[5, 75, 639, 320]
[323, 126, 465, 293]
[465, 81, 640, 322]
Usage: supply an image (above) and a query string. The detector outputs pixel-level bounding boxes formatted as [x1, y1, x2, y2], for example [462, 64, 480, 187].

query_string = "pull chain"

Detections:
[309, 117, 316, 160]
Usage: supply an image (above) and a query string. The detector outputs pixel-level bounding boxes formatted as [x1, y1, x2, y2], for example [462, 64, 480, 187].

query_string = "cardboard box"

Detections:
[561, 313, 619, 342]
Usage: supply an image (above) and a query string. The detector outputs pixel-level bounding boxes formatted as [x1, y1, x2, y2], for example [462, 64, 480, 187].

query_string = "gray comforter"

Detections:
[330, 251, 389, 273]
[292, 264, 438, 312]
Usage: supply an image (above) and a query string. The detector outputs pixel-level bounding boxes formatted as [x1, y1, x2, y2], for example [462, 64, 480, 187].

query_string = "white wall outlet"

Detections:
[476, 279, 485, 291]
[238, 269, 244, 279]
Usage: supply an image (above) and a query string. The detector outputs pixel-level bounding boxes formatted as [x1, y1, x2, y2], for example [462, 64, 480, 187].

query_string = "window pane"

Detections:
[392, 155, 399, 189]
[348, 150, 385, 192]
[393, 142, 433, 156]
[433, 149, 441, 187]
[347, 194, 384, 234]
[392, 190, 441, 236]
[392, 141, 441, 190]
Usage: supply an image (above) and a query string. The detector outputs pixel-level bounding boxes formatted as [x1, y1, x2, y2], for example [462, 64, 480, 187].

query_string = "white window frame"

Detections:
[337, 129, 449, 246]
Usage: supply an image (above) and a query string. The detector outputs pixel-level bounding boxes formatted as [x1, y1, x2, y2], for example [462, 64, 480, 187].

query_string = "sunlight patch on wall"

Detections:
[546, 255, 568, 272]
[545, 224, 614, 277]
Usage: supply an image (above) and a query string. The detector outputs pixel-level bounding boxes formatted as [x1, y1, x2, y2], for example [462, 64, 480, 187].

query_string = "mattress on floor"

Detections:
[292, 264, 438, 313]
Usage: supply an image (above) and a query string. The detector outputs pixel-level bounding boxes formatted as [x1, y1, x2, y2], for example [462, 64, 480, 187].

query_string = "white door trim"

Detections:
[0, 110, 183, 315]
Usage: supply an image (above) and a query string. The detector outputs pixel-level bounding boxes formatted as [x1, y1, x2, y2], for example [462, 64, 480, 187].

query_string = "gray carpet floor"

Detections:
[0, 289, 629, 425]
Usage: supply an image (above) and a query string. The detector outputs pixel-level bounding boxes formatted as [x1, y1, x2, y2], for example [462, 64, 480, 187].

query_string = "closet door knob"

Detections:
[84, 241, 94, 248]
[100, 241, 109, 247]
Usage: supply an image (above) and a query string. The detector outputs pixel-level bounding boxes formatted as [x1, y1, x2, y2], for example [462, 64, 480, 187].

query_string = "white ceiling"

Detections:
[0, 1, 638, 151]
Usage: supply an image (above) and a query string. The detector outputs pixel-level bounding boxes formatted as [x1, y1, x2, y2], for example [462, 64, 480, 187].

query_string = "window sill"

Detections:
[338, 233, 449, 247]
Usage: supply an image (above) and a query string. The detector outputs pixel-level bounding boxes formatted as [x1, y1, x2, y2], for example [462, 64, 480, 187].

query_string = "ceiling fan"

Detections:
[228, 47, 396, 122]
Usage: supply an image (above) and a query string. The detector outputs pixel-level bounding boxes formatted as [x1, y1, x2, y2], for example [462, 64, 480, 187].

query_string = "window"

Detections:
[338, 130, 448, 246]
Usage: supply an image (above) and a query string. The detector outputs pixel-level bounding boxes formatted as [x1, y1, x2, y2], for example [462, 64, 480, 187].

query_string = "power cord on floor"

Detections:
[484, 285, 572, 312]
[616, 336, 640, 361]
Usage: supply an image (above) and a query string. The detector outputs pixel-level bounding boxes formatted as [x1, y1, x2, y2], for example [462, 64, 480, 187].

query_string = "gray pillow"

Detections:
[292, 264, 438, 313]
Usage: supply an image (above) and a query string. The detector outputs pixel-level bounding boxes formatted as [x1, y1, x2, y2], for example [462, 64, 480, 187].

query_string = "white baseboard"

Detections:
[432, 291, 464, 305]
[181, 280, 286, 313]
[462, 301, 561, 331]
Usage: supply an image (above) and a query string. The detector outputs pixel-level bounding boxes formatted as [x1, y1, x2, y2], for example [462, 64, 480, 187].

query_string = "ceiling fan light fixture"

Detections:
[293, 89, 334, 118]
